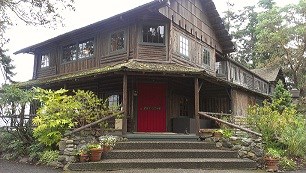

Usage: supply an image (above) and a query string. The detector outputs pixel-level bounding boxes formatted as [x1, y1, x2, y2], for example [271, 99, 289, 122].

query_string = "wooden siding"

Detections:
[170, 26, 215, 75]
[231, 89, 256, 117]
[59, 58, 96, 74]
[137, 44, 167, 61]
[37, 67, 56, 78]
[159, 0, 222, 52]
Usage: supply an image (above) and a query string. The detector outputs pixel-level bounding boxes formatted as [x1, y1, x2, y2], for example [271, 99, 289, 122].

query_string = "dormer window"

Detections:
[41, 53, 50, 68]
[62, 38, 94, 63]
[111, 31, 125, 52]
[142, 25, 165, 44]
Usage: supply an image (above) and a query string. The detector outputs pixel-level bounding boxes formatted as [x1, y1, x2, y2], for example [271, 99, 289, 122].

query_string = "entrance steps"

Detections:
[67, 136, 257, 171]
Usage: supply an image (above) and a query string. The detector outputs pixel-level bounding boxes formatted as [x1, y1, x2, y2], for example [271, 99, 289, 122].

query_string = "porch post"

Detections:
[122, 73, 128, 136]
[194, 78, 200, 135]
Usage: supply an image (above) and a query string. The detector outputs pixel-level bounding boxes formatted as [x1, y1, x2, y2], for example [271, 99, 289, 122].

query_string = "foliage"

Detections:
[0, 84, 35, 144]
[279, 157, 297, 171]
[265, 147, 283, 159]
[99, 135, 118, 148]
[0, 131, 26, 160]
[78, 145, 90, 155]
[28, 142, 47, 162]
[33, 88, 78, 147]
[0, 0, 75, 83]
[38, 150, 59, 165]
[247, 81, 306, 159]
[33, 88, 118, 147]
[86, 143, 101, 150]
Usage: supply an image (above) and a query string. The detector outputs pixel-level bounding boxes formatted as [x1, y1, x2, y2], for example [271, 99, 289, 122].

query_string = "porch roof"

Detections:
[16, 60, 206, 88]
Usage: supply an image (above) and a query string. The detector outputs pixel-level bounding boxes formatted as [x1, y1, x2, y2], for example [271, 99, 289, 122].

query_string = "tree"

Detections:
[0, 0, 75, 83]
[255, 2, 306, 92]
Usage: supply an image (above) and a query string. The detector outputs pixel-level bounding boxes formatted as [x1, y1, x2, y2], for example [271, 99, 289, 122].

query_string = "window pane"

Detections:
[179, 36, 189, 57]
[203, 48, 210, 66]
[41, 54, 50, 68]
[143, 25, 165, 44]
[111, 31, 125, 52]
[63, 44, 77, 62]
[79, 39, 94, 59]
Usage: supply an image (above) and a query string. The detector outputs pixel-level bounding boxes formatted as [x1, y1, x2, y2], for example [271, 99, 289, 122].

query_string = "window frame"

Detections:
[62, 38, 94, 63]
[110, 30, 126, 53]
[179, 35, 189, 58]
[141, 24, 166, 45]
[202, 47, 211, 67]
[40, 53, 50, 68]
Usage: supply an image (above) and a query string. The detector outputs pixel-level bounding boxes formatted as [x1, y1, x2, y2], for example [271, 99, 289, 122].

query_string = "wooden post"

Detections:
[122, 73, 128, 136]
[194, 78, 200, 136]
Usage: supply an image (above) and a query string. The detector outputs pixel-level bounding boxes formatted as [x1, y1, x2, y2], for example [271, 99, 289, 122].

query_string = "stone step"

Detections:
[68, 158, 257, 171]
[104, 149, 238, 159]
[114, 141, 216, 150]
[126, 133, 199, 141]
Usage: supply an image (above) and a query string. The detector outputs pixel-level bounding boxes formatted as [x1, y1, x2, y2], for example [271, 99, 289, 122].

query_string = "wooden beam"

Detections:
[122, 73, 128, 136]
[194, 78, 200, 135]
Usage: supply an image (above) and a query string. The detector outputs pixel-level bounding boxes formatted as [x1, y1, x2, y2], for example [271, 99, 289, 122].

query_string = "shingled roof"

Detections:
[251, 67, 283, 82]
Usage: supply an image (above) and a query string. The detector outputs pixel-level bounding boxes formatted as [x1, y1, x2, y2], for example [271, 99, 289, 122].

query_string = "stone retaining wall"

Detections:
[207, 135, 264, 168]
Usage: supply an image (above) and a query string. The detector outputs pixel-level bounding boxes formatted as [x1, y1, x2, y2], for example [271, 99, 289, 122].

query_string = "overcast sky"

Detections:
[1, 0, 297, 84]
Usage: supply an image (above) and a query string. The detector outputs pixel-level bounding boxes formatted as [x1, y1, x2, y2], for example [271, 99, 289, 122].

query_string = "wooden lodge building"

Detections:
[15, 0, 281, 135]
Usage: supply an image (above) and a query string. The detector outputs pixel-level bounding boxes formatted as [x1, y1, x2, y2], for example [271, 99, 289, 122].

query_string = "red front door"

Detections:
[137, 83, 167, 132]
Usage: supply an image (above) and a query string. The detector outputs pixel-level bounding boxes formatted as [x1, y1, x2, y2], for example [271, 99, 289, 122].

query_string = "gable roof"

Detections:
[251, 67, 283, 82]
[14, 0, 234, 55]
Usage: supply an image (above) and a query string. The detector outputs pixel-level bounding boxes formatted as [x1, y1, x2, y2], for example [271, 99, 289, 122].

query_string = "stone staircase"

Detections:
[67, 135, 257, 171]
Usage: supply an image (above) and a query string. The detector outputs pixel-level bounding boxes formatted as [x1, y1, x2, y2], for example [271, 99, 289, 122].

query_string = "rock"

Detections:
[66, 144, 75, 148]
[232, 144, 242, 150]
[58, 140, 66, 151]
[66, 140, 74, 144]
[253, 148, 264, 157]
[19, 157, 29, 163]
[58, 155, 66, 162]
[241, 146, 251, 152]
[248, 152, 256, 159]
[216, 142, 222, 148]
[66, 156, 77, 163]
[242, 138, 252, 146]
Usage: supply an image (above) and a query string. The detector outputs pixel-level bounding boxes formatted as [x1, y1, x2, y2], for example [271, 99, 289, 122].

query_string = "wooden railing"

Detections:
[198, 112, 262, 137]
[63, 111, 123, 137]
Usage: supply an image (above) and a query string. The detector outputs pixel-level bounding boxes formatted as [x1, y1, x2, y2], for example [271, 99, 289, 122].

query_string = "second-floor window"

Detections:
[62, 38, 94, 63]
[179, 36, 189, 57]
[231, 66, 238, 81]
[202, 48, 210, 66]
[111, 31, 125, 52]
[41, 54, 50, 68]
[142, 25, 165, 44]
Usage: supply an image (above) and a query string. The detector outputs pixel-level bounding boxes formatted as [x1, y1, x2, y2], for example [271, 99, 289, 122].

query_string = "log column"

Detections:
[122, 73, 128, 136]
[194, 78, 200, 135]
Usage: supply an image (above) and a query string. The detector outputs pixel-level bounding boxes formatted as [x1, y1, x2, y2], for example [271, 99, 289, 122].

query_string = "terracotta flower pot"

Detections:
[265, 157, 279, 172]
[79, 154, 89, 162]
[90, 148, 103, 162]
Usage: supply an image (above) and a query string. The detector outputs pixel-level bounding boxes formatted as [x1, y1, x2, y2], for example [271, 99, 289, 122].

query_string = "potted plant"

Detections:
[78, 145, 90, 162]
[99, 135, 117, 152]
[265, 147, 281, 172]
[87, 143, 102, 162]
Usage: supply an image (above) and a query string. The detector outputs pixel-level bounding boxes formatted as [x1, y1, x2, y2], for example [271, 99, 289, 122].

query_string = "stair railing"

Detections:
[63, 111, 123, 137]
[198, 112, 262, 137]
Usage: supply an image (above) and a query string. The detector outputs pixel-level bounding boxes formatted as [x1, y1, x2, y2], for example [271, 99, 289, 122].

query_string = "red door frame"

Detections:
[137, 83, 167, 132]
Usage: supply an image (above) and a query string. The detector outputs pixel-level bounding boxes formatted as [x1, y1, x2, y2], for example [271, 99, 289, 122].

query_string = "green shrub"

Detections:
[280, 157, 297, 171]
[39, 150, 59, 165]
[0, 132, 27, 160]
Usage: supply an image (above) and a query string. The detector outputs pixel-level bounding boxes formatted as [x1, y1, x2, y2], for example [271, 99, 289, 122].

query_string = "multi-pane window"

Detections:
[202, 48, 210, 66]
[111, 31, 125, 52]
[63, 44, 77, 62]
[179, 36, 189, 57]
[41, 54, 50, 68]
[78, 39, 94, 59]
[108, 95, 121, 110]
[179, 97, 189, 117]
[62, 38, 94, 63]
[231, 66, 238, 81]
[142, 25, 165, 44]
[242, 72, 248, 84]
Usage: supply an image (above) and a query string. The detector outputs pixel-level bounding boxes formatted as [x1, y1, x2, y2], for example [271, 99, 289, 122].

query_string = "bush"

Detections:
[247, 80, 306, 160]
[0, 132, 27, 160]
[39, 150, 59, 165]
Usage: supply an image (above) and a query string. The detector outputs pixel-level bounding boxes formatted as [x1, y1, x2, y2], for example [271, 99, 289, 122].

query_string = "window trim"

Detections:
[110, 30, 126, 53]
[140, 23, 166, 46]
[61, 37, 95, 63]
[202, 47, 211, 67]
[179, 35, 189, 58]
[40, 53, 50, 68]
